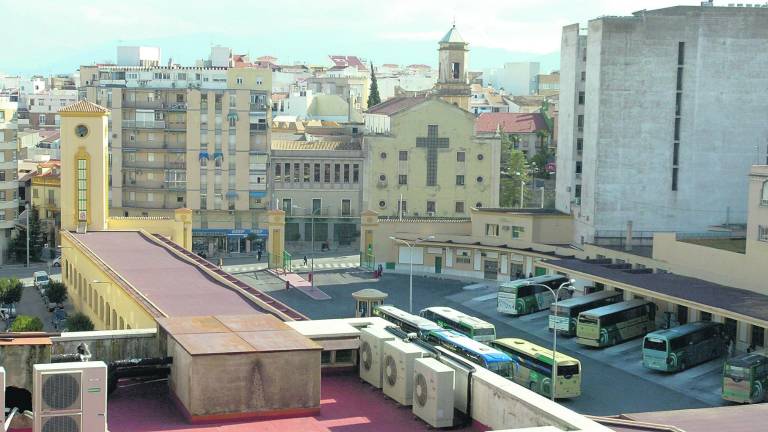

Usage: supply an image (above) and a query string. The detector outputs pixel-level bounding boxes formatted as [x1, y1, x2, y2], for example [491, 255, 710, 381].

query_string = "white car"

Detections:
[52, 256, 61, 267]
[33, 271, 50, 295]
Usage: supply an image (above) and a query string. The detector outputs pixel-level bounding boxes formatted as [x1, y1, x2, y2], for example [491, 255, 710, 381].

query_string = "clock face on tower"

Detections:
[75, 124, 89, 138]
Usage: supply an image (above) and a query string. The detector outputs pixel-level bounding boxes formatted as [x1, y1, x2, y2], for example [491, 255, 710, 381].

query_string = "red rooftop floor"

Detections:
[107, 374, 479, 432]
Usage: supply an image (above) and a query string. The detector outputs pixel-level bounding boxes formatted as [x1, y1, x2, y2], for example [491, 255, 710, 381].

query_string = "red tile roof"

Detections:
[329, 55, 368, 71]
[365, 95, 427, 116]
[475, 112, 547, 134]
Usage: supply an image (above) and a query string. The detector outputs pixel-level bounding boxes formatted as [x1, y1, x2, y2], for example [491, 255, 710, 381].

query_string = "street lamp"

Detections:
[388, 235, 434, 313]
[514, 172, 525, 209]
[524, 279, 575, 401]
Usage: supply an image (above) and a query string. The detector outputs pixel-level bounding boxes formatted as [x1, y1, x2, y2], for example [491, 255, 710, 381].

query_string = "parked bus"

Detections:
[419, 306, 497, 342]
[372, 305, 441, 336]
[424, 329, 514, 378]
[576, 299, 657, 347]
[642, 321, 727, 372]
[723, 352, 768, 404]
[491, 338, 582, 399]
[548, 291, 624, 337]
[498, 275, 572, 316]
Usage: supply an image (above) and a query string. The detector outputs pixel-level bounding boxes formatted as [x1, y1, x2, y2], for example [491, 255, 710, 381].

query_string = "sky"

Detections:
[0, 0, 706, 76]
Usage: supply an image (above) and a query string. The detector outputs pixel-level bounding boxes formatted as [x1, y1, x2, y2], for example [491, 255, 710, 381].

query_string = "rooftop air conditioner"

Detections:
[360, 326, 396, 388]
[33, 361, 108, 432]
[412, 357, 455, 428]
[382, 339, 429, 406]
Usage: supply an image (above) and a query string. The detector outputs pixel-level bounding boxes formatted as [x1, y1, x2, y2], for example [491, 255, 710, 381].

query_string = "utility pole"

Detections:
[26, 202, 30, 268]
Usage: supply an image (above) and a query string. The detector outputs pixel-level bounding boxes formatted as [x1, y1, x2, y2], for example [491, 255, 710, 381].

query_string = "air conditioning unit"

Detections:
[33, 361, 108, 432]
[382, 339, 429, 406]
[359, 326, 396, 388]
[412, 358, 455, 428]
[0, 366, 5, 425]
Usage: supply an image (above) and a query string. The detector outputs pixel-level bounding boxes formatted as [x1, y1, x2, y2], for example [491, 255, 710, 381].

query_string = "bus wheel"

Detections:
[750, 382, 764, 404]
[679, 360, 687, 372]
[529, 382, 537, 393]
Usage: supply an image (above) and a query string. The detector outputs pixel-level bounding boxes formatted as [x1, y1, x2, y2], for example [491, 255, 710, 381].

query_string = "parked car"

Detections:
[52, 256, 61, 267]
[33, 271, 50, 296]
[0, 303, 16, 319]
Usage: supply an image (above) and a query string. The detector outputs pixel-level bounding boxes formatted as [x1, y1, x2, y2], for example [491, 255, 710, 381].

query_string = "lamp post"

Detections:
[388, 235, 434, 313]
[515, 172, 525, 208]
[524, 279, 575, 401]
[25, 202, 30, 268]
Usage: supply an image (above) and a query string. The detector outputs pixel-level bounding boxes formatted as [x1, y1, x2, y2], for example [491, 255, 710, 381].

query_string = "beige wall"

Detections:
[747, 165, 768, 255]
[470, 210, 573, 244]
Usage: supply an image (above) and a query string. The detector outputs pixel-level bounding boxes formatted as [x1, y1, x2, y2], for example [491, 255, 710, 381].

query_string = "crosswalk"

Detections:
[224, 261, 359, 274]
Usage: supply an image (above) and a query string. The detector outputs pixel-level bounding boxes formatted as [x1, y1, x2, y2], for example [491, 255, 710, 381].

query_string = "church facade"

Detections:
[363, 26, 500, 217]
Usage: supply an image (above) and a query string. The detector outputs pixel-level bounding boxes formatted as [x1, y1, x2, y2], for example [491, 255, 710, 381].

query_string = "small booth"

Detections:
[352, 289, 388, 318]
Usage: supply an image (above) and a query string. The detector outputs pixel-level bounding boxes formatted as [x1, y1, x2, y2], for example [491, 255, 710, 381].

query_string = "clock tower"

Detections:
[59, 100, 110, 232]
[435, 25, 471, 111]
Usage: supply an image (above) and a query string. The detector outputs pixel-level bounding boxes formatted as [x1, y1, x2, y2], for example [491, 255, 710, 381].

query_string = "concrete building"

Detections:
[25, 88, 78, 129]
[0, 95, 18, 263]
[556, 5, 768, 245]
[536, 72, 560, 96]
[79, 56, 272, 256]
[483, 62, 540, 96]
[470, 84, 511, 115]
[30, 160, 60, 247]
[117, 46, 162, 67]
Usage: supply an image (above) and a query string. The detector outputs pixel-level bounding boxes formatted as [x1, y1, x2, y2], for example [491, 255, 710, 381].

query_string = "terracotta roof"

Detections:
[329, 55, 367, 71]
[271, 140, 361, 151]
[58, 100, 109, 113]
[382, 63, 400, 68]
[475, 112, 547, 134]
[365, 95, 427, 115]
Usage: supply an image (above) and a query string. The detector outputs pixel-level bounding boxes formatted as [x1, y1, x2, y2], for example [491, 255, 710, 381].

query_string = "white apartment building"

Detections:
[26, 89, 78, 129]
[0, 95, 19, 263]
[556, 5, 768, 245]
[482, 62, 540, 96]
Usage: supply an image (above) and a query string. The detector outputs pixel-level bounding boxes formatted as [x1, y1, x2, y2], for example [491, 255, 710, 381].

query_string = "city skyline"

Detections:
[0, 0, 705, 75]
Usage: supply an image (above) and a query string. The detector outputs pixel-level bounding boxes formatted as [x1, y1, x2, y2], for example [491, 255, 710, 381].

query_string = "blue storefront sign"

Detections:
[192, 228, 268, 238]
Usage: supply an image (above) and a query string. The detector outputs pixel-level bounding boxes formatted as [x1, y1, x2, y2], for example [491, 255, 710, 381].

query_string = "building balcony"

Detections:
[0, 140, 16, 150]
[165, 161, 186, 170]
[0, 180, 18, 190]
[123, 140, 187, 151]
[0, 198, 18, 210]
[249, 103, 269, 113]
[122, 100, 164, 109]
[165, 102, 187, 111]
[122, 160, 165, 170]
[249, 123, 267, 132]
[165, 122, 187, 131]
[123, 120, 166, 129]
[122, 200, 185, 210]
[0, 160, 17, 170]
[0, 220, 15, 230]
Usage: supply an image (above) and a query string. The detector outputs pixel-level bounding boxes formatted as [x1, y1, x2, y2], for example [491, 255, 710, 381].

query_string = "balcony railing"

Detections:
[0, 198, 18, 210]
[122, 200, 185, 210]
[165, 161, 186, 169]
[249, 123, 267, 131]
[123, 140, 187, 151]
[122, 100, 164, 109]
[123, 120, 166, 129]
[165, 122, 187, 131]
[122, 160, 165, 169]
[761, 199, 768, 207]
[0, 180, 18, 190]
[249, 103, 269, 112]
[166, 102, 187, 111]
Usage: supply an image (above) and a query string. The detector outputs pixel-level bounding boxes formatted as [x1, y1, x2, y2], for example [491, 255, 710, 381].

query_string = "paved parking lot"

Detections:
[2, 273, 72, 332]
[265, 270, 721, 416]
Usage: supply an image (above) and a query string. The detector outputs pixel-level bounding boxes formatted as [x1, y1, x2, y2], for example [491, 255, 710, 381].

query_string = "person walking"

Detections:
[303, 255, 308, 266]
[218, 257, 224, 269]
[257, 250, 262, 261]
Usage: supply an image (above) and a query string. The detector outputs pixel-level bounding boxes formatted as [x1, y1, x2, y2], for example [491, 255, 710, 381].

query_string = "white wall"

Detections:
[483, 62, 540, 96]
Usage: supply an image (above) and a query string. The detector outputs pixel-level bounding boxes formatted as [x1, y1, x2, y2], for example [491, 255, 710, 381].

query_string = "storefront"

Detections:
[192, 228, 268, 256]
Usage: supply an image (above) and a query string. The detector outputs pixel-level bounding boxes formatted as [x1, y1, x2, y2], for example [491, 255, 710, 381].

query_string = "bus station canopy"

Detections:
[542, 258, 768, 325]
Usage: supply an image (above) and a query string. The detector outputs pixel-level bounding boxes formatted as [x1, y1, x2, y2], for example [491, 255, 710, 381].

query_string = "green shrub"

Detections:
[10, 315, 44, 332]
[65, 312, 94, 332]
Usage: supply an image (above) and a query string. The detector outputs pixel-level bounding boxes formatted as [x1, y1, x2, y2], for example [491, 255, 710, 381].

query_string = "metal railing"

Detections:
[122, 100, 164, 109]
[165, 122, 187, 131]
[123, 120, 166, 129]
[122, 160, 165, 169]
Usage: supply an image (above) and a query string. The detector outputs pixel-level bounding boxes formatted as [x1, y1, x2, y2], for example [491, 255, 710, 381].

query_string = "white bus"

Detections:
[372, 305, 441, 336]
[419, 306, 497, 342]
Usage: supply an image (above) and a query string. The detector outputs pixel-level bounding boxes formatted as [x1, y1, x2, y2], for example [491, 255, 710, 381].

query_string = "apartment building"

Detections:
[26, 88, 78, 129]
[80, 56, 272, 255]
[0, 94, 19, 263]
[556, 5, 768, 245]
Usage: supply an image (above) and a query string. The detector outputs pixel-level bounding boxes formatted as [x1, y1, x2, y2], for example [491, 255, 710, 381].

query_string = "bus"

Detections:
[548, 291, 624, 337]
[424, 329, 515, 378]
[723, 352, 768, 404]
[575, 299, 657, 347]
[372, 305, 442, 336]
[497, 275, 572, 316]
[419, 306, 497, 342]
[491, 338, 582, 399]
[642, 321, 727, 372]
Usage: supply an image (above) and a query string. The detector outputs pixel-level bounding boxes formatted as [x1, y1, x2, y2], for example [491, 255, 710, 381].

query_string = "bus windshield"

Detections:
[643, 338, 667, 351]
[724, 366, 750, 381]
[475, 328, 496, 337]
[557, 363, 580, 377]
[487, 360, 513, 378]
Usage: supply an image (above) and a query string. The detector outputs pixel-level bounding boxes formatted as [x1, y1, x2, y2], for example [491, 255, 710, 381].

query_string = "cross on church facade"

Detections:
[416, 124, 450, 186]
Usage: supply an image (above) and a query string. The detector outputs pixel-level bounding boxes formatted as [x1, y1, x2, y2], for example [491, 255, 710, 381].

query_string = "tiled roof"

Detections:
[58, 100, 109, 113]
[365, 95, 427, 115]
[271, 140, 361, 151]
[475, 112, 547, 134]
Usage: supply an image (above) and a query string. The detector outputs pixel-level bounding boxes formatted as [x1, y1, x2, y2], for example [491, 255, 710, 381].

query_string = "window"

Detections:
[31, 189, 37, 199]
[353, 164, 359, 183]
[341, 199, 351, 217]
[752, 325, 765, 348]
[236, 77, 243, 85]
[343, 164, 350, 182]
[304, 163, 310, 182]
[456, 175, 464, 185]
[457, 152, 465, 162]
[512, 226, 525, 239]
[759, 225, 768, 242]
[313, 163, 320, 182]
[476, 202, 483, 208]
[476, 176, 484, 183]
[674, 117, 681, 141]
[580, 71, 586, 82]
[427, 201, 436, 213]
[762, 181, 768, 206]
[399, 151, 408, 161]
[398, 175, 408, 185]
[477, 154, 484, 161]
[672, 167, 679, 191]
[228, 116, 236, 128]
[293, 163, 300, 182]
[398, 200, 407, 214]
[577, 115, 584, 131]
[455, 201, 465, 213]
[485, 224, 500, 237]
[578, 91, 585, 105]
[380, 152, 387, 159]
[284, 163, 291, 181]
[700, 311, 712, 322]
[575, 161, 582, 174]
[451, 62, 460, 79]
[274, 163, 282, 182]
[576, 138, 583, 153]
[77, 159, 87, 215]
[575, 184, 582, 199]
[677, 41, 685, 66]
[334, 164, 341, 182]
[324, 163, 331, 183]
[282, 198, 292, 214]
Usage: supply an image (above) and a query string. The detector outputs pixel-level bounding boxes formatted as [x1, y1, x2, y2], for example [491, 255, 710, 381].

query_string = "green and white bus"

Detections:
[419, 306, 497, 342]
[549, 291, 623, 337]
[491, 338, 582, 399]
[642, 321, 727, 372]
[498, 275, 572, 316]
[723, 352, 768, 404]
[576, 299, 657, 347]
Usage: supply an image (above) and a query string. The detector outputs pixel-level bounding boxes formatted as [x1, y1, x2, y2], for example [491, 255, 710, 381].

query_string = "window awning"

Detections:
[249, 191, 266, 198]
[213, 151, 224, 160]
[198, 151, 209, 159]
[226, 191, 238, 198]
[227, 112, 239, 121]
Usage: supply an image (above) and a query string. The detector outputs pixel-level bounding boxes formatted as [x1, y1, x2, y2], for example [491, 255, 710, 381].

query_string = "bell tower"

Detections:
[435, 24, 471, 111]
[59, 100, 110, 232]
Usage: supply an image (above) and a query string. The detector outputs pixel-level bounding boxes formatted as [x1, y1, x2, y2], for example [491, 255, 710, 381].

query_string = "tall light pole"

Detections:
[515, 171, 525, 208]
[25, 202, 30, 268]
[389, 235, 434, 313]
[525, 279, 575, 401]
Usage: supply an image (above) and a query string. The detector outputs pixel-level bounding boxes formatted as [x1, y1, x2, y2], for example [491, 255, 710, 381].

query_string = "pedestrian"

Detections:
[303, 255, 308, 266]
[528, 272, 533, 279]
[378, 264, 383, 278]
[257, 250, 262, 261]
[218, 257, 224, 268]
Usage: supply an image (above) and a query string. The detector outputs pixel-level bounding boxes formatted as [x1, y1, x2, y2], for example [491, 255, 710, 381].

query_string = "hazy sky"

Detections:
[0, 0, 704, 76]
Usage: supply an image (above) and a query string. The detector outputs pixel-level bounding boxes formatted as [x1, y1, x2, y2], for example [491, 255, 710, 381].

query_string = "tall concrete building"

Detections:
[556, 5, 768, 245]
[80, 51, 272, 255]
[0, 94, 19, 263]
[483, 62, 540, 96]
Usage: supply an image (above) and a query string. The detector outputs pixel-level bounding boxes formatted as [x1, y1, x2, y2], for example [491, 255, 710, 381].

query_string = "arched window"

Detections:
[99, 297, 104, 321]
[762, 181, 768, 206]
[105, 303, 111, 327]
[112, 311, 117, 330]
[119, 317, 125, 330]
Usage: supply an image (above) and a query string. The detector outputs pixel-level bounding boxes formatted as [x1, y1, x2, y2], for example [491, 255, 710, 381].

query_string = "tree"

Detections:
[10, 315, 44, 332]
[9, 206, 45, 263]
[367, 63, 381, 108]
[500, 142, 530, 207]
[0, 278, 23, 305]
[45, 281, 68, 305]
[530, 148, 555, 180]
[65, 312, 94, 332]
